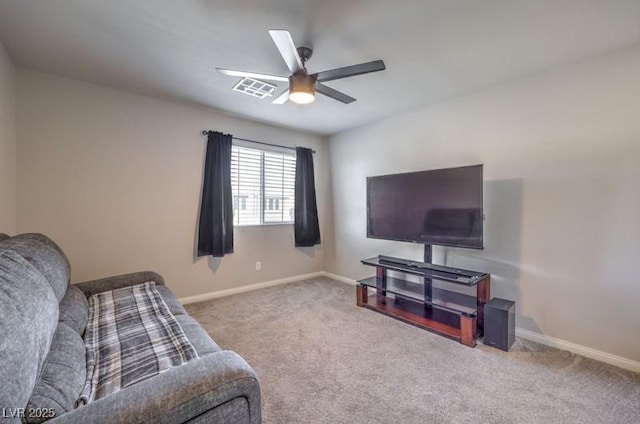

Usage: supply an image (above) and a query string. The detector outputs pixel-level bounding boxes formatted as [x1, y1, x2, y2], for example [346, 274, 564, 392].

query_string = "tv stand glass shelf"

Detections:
[356, 255, 490, 347]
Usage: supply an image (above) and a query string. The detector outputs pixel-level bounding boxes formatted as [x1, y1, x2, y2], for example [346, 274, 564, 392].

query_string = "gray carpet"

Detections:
[185, 277, 640, 424]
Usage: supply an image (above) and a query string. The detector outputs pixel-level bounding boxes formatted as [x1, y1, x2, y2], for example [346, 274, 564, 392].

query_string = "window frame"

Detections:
[230, 142, 296, 227]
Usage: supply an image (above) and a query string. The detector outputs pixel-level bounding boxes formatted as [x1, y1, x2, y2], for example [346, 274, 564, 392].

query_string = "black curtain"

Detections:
[294, 147, 321, 247]
[197, 131, 233, 257]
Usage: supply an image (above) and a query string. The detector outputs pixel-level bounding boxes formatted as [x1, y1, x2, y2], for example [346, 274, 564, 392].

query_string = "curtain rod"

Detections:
[201, 130, 315, 154]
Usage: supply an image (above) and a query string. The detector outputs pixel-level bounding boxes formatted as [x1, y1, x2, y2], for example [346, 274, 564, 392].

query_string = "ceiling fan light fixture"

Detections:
[289, 72, 316, 104]
[289, 91, 315, 105]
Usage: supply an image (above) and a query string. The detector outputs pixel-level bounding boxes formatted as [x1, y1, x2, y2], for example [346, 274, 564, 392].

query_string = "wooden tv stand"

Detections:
[356, 255, 490, 347]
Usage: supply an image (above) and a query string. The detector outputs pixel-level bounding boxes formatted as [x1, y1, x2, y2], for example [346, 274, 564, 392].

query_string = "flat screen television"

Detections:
[367, 164, 483, 249]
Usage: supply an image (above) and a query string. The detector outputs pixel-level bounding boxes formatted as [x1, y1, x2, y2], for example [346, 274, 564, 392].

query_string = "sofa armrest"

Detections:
[49, 350, 261, 424]
[74, 271, 166, 297]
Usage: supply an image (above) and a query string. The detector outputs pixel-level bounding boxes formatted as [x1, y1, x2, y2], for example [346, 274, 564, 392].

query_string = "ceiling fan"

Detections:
[216, 29, 386, 105]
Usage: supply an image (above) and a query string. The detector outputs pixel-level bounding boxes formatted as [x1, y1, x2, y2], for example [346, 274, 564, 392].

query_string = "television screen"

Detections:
[367, 164, 483, 249]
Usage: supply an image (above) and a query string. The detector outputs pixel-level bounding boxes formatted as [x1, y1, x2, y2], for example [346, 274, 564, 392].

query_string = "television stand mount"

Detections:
[356, 252, 490, 347]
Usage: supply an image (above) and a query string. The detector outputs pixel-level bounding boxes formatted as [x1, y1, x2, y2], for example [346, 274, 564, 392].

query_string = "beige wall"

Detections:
[17, 69, 329, 298]
[327, 45, 640, 362]
[0, 42, 16, 234]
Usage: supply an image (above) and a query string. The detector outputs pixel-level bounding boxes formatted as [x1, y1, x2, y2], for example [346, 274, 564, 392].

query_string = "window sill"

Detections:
[234, 222, 294, 228]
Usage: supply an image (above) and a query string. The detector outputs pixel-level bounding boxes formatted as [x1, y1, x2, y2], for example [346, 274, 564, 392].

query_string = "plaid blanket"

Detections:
[78, 281, 198, 404]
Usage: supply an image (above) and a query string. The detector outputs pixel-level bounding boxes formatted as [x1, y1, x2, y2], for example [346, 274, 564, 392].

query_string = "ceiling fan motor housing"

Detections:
[289, 71, 316, 104]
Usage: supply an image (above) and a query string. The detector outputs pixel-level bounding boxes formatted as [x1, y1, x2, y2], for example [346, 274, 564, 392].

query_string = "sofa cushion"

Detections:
[25, 322, 87, 424]
[80, 282, 199, 404]
[175, 315, 222, 356]
[0, 250, 59, 412]
[59, 285, 90, 335]
[0, 233, 71, 302]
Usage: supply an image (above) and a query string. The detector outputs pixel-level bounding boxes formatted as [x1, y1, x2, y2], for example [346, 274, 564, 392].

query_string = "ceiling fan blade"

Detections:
[272, 89, 290, 104]
[312, 60, 386, 83]
[315, 83, 356, 104]
[216, 68, 288, 82]
[269, 29, 304, 74]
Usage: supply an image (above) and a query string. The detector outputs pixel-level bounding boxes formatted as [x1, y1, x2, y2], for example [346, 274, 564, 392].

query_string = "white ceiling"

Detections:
[1, 0, 639, 135]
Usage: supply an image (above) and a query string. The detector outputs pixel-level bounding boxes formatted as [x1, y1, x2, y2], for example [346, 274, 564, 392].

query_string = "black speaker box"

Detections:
[484, 298, 515, 351]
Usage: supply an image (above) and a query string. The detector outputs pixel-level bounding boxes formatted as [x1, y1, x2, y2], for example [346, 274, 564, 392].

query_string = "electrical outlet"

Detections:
[255, 261, 261, 271]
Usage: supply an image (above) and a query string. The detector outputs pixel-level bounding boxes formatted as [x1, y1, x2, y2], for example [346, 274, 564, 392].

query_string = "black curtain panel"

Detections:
[197, 131, 234, 257]
[294, 147, 321, 247]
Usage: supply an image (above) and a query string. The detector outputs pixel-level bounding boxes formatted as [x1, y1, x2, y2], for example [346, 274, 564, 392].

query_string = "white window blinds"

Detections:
[231, 144, 296, 225]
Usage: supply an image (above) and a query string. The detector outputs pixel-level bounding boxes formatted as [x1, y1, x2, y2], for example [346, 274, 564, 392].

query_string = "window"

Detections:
[231, 144, 296, 225]
[266, 198, 280, 210]
[233, 195, 248, 211]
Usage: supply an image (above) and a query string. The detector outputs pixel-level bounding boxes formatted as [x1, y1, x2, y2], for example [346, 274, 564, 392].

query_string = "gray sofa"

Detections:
[0, 233, 261, 424]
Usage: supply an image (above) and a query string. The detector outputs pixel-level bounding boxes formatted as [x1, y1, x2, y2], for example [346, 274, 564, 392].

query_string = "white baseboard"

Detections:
[178, 271, 324, 305]
[515, 328, 640, 373]
[321, 271, 358, 285]
[178, 270, 640, 373]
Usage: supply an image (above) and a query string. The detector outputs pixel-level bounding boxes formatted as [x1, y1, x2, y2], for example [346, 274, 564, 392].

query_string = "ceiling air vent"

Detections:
[232, 77, 278, 99]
